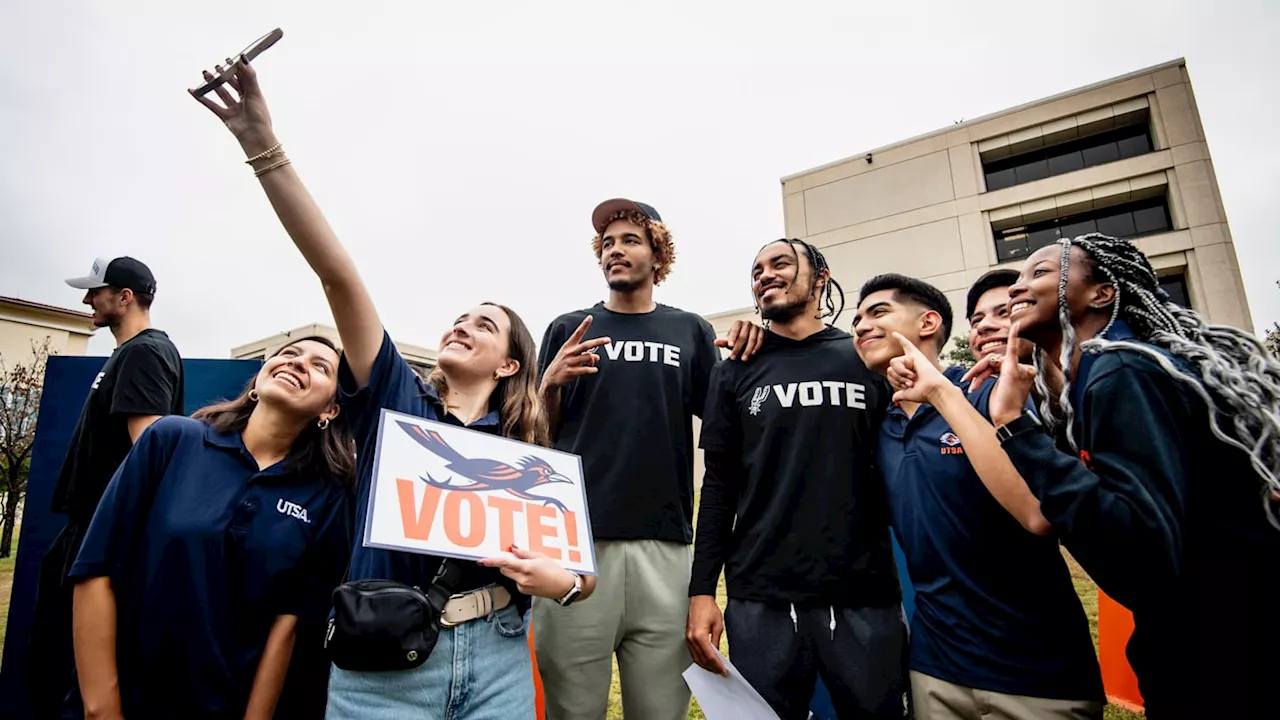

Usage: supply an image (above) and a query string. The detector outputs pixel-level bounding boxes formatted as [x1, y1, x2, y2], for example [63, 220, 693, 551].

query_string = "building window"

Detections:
[983, 117, 1154, 192]
[993, 195, 1172, 262]
[1159, 272, 1190, 308]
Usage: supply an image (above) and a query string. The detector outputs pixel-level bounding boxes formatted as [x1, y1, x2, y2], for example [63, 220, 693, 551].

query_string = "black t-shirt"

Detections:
[693, 326, 900, 607]
[538, 303, 719, 543]
[52, 328, 185, 523]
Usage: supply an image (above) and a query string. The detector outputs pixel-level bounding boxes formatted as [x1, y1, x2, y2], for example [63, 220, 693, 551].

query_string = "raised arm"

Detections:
[886, 333, 1050, 535]
[191, 59, 382, 386]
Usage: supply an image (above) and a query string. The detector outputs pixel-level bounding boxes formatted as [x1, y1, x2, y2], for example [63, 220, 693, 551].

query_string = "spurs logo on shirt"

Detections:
[277, 498, 311, 524]
[748, 386, 771, 416]
[747, 380, 869, 410]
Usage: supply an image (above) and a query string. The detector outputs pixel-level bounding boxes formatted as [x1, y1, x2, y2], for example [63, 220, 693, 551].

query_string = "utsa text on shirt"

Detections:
[277, 498, 311, 524]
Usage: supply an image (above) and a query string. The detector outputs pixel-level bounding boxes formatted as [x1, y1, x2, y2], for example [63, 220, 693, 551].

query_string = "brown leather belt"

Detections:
[440, 585, 512, 627]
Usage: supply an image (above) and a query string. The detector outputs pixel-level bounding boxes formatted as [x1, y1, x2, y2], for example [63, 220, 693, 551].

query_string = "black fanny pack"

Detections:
[324, 559, 461, 672]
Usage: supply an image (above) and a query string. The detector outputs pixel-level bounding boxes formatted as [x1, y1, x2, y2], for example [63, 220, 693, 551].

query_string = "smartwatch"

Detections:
[995, 411, 1041, 443]
[557, 572, 583, 607]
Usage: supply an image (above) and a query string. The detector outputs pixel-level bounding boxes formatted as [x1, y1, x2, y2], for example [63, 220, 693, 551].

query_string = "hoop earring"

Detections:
[317, 417, 330, 430]
[249, 389, 259, 402]
[493, 370, 502, 381]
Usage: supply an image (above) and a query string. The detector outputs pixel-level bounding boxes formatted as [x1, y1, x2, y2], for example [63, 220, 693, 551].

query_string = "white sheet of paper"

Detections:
[681, 648, 780, 720]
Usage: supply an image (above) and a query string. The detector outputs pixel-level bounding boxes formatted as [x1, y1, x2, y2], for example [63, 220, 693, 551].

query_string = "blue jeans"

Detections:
[326, 602, 535, 719]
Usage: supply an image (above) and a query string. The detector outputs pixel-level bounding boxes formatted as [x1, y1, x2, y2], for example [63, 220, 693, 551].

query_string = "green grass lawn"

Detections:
[0, 524, 19, 657]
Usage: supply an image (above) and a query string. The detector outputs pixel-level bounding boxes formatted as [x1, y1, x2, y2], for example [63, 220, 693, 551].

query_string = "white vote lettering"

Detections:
[847, 382, 866, 409]
[766, 381, 868, 410]
[799, 381, 822, 406]
[773, 383, 798, 407]
[822, 381, 844, 405]
[601, 340, 682, 367]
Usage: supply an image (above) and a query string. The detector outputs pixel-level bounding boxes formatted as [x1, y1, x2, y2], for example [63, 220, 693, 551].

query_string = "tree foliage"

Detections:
[0, 338, 52, 557]
[941, 335, 976, 370]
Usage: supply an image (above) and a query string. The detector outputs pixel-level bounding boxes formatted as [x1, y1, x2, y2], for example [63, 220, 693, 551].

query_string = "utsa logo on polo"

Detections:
[586, 340, 681, 367]
[749, 380, 869, 414]
[940, 431, 964, 455]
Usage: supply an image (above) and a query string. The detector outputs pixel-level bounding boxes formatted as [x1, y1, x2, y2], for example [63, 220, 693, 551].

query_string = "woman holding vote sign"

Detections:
[192, 54, 594, 718]
[888, 233, 1280, 720]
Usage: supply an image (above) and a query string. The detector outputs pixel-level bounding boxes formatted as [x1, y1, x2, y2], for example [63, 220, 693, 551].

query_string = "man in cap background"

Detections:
[532, 200, 760, 719]
[26, 256, 185, 719]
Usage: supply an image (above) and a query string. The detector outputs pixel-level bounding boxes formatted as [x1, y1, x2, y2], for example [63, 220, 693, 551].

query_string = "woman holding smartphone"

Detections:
[191, 57, 597, 717]
[68, 337, 354, 720]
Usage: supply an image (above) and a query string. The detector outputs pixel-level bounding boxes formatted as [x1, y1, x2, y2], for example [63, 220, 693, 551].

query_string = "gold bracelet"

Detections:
[253, 157, 292, 177]
[245, 142, 283, 164]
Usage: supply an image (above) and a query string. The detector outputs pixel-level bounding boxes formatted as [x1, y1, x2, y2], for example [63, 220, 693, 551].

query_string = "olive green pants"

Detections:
[532, 539, 693, 720]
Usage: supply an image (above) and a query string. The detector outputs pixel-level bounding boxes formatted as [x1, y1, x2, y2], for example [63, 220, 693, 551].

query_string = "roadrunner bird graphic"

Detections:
[396, 421, 573, 514]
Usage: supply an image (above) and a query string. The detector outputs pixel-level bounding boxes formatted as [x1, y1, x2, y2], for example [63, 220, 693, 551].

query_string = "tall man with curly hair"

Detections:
[534, 199, 757, 719]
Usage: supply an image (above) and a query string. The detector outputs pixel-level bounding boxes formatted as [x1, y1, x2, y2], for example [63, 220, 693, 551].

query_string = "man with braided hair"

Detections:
[889, 232, 1280, 718]
[534, 199, 763, 720]
[688, 238, 908, 719]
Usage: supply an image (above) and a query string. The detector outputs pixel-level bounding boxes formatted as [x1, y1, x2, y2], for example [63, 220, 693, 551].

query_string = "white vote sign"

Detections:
[363, 408, 597, 575]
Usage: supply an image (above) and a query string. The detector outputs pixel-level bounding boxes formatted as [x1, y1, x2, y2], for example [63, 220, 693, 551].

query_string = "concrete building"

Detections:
[705, 58, 1253, 351]
[0, 296, 97, 366]
[231, 323, 440, 378]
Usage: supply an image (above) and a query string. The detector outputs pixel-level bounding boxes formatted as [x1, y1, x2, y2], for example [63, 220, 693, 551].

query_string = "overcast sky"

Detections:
[2, 0, 1276, 359]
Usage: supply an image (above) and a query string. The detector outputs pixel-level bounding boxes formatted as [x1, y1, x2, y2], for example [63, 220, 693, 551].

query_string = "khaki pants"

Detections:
[910, 671, 1103, 720]
[532, 539, 693, 720]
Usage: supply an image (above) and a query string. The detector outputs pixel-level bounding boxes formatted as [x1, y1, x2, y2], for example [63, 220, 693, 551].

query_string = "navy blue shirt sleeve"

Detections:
[337, 329, 426, 439]
[690, 320, 720, 421]
[277, 488, 353, 619]
[1001, 355, 1191, 611]
[111, 343, 180, 417]
[68, 420, 179, 581]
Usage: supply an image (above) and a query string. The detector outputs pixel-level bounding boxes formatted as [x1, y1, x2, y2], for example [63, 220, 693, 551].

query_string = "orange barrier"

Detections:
[1097, 588, 1144, 714]
[529, 615, 546, 719]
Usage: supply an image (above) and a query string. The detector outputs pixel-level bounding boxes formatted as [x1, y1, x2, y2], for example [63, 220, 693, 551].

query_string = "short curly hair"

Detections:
[590, 210, 676, 285]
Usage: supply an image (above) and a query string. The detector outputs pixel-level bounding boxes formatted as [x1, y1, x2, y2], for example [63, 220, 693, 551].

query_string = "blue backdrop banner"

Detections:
[0, 356, 260, 720]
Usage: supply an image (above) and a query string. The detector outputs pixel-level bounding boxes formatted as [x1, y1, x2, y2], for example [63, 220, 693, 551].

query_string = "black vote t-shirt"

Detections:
[694, 326, 900, 607]
[538, 303, 719, 543]
[51, 328, 185, 523]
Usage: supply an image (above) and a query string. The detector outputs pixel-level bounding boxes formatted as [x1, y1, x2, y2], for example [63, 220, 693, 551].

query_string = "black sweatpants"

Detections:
[26, 521, 86, 720]
[725, 598, 910, 720]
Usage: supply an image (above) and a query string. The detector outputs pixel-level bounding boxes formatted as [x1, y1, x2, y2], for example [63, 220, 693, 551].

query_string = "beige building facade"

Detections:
[231, 323, 440, 378]
[0, 296, 97, 366]
[705, 58, 1253, 352]
[694, 59, 1252, 491]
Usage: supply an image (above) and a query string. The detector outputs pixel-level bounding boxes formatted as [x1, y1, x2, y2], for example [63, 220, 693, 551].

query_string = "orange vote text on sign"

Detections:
[396, 481, 585, 564]
[363, 409, 597, 575]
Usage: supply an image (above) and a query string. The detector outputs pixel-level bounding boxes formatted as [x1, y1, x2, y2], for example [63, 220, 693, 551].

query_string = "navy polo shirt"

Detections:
[877, 376, 1102, 702]
[67, 416, 351, 719]
[337, 330, 527, 610]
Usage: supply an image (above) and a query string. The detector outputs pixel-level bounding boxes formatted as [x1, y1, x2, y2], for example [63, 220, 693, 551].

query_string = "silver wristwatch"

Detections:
[557, 572, 583, 607]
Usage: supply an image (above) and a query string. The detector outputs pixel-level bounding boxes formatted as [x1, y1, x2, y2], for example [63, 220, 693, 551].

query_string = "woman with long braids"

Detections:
[964, 232, 1278, 718]
[191, 58, 596, 717]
